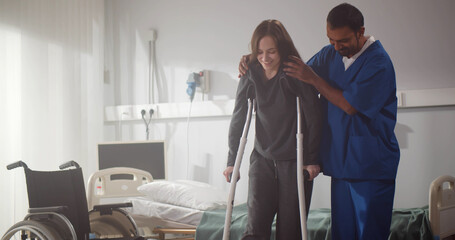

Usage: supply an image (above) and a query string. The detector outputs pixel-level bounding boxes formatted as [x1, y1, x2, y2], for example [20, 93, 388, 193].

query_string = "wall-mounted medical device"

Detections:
[186, 70, 210, 101]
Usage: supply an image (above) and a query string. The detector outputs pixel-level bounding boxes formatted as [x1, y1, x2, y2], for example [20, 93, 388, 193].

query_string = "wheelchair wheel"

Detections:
[89, 209, 138, 238]
[1, 220, 62, 240]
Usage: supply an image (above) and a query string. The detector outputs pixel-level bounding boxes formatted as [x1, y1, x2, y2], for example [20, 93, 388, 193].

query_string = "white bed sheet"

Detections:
[127, 197, 204, 226]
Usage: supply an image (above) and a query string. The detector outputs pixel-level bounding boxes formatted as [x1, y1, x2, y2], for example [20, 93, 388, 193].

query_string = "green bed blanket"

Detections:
[195, 204, 433, 240]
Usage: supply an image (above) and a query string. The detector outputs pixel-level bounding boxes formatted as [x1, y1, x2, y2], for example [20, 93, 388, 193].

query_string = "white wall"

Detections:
[395, 106, 455, 207]
[104, 0, 455, 209]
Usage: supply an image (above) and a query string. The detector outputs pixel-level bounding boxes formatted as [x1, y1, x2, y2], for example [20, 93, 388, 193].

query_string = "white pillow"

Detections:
[137, 180, 227, 211]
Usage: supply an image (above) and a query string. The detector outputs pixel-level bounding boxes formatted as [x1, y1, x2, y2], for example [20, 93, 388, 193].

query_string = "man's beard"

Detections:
[339, 38, 361, 58]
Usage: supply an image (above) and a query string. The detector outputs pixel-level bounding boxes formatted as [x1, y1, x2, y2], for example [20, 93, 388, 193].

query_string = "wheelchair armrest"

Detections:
[92, 202, 132, 215]
[28, 206, 68, 214]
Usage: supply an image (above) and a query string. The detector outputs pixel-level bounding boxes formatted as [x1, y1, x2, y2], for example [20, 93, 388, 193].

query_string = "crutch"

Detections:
[223, 89, 255, 240]
[296, 96, 309, 240]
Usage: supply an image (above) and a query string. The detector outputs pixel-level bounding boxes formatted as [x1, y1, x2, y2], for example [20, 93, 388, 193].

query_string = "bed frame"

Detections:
[429, 175, 455, 240]
[87, 167, 196, 240]
[87, 168, 455, 239]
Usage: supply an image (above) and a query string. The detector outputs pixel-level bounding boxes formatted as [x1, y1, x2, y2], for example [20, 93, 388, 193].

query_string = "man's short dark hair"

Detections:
[327, 3, 364, 32]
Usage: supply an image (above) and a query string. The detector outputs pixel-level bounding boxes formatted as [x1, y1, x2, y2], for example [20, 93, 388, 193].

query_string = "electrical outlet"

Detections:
[134, 105, 157, 120]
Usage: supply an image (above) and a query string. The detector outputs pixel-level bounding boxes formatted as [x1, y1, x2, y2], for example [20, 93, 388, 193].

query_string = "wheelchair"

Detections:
[1, 160, 144, 240]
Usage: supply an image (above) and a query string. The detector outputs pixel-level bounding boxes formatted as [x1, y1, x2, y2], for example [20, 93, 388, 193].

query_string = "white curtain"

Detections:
[0, 0, 104, 233]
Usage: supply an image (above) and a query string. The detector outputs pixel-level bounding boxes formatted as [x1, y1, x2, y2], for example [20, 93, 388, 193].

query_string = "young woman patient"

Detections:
[223, 19, 322, 240]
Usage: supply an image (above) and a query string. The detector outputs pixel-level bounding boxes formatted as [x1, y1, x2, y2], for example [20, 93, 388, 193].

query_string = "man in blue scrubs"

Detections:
[283, 3, 400, 240]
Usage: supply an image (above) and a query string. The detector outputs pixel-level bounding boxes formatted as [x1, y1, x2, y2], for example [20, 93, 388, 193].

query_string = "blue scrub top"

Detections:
[308, 41, 400, 180]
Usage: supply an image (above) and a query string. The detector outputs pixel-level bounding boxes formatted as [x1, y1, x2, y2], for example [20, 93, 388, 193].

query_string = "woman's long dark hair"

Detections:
[249, 19, 301, 64]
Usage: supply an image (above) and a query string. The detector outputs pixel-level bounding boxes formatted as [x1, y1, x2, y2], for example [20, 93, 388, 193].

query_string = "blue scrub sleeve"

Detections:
[306, 46, 334, 82]
[343, 56, 395, 119]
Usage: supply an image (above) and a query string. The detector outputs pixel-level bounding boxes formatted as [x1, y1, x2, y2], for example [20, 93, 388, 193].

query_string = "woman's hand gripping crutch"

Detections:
[223, 91, 255, 240]
[297, 96, 310, 240]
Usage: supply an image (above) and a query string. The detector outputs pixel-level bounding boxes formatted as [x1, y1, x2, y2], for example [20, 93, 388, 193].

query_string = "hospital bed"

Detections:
[86, 167, 228, 240]
[85, 166, 455, 239]
[195, 175, 455, 240]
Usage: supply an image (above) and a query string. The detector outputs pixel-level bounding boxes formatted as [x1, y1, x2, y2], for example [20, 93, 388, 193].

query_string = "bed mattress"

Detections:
[127, 197, 204, 226]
